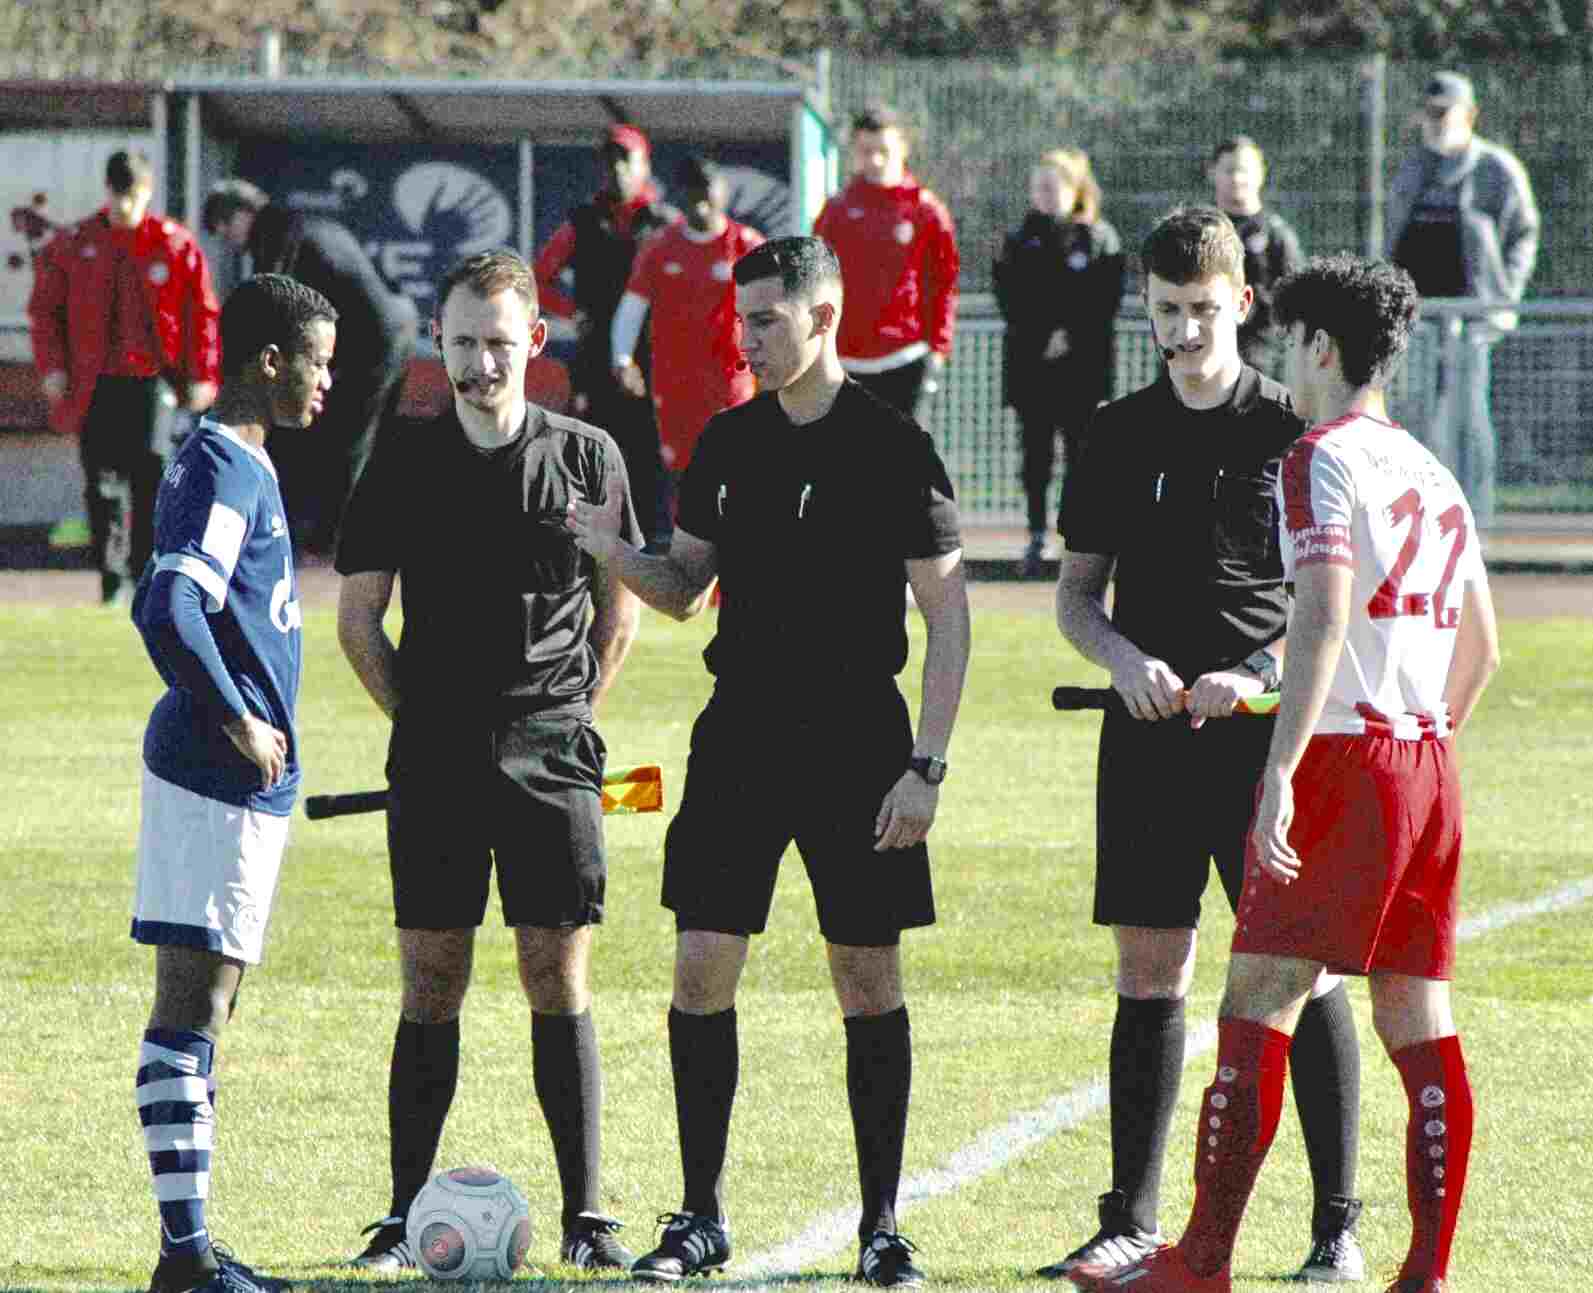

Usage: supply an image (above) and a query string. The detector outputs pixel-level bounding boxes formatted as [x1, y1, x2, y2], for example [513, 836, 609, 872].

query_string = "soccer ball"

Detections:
[405, 1165, 532, 1280]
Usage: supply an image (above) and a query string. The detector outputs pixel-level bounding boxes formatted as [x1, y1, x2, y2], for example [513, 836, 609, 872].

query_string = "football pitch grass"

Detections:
[2, 583, 1589, 1291]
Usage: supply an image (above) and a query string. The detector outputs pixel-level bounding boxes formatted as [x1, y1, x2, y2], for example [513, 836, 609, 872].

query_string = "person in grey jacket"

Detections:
[1388, 70, 1539, 527]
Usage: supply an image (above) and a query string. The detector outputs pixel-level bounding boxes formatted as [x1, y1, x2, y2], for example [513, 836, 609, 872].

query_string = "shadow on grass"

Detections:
[5, 1257, 869, 1291]
[251, 1272, 863, 1292]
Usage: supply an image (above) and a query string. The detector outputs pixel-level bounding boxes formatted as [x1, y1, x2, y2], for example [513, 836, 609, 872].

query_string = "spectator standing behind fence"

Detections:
[203, 179, 420, 560]
[994, 148, 1124, 577]
[611, 155, 764, 544]
[813, 105, 960, 426]
[28, 149, 220, 605]
[1388, 70, 1540, 530]
[1209, 136, 1303, 370]
[537, 125, 678, 549]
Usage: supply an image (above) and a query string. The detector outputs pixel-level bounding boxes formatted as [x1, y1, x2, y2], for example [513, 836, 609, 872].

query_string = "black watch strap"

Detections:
[908, 754, 948, 785]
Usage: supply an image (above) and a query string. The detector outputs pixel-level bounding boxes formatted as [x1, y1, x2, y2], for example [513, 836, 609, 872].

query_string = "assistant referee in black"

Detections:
[566, 235, 970, 1290]
[1040, 207, 1366, 1284]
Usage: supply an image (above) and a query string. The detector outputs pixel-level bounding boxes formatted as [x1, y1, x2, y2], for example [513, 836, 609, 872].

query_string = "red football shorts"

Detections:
[1232, 734, 1463, 979]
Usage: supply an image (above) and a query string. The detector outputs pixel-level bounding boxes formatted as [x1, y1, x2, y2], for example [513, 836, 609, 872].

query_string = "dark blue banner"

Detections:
[238, 142, 520, 313]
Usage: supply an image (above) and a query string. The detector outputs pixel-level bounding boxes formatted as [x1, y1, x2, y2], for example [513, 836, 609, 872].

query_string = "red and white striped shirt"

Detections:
[1279, 412, 1484, 739]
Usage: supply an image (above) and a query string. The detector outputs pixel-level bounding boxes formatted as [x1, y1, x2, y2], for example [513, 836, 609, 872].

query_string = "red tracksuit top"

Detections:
[27, 209, 221, 437]
[624, 218, 765, 470]
[812, 171, 960, 365]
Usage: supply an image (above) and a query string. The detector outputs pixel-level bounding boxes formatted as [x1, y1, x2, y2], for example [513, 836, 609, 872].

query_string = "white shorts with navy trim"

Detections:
[131, 767, 290, 964]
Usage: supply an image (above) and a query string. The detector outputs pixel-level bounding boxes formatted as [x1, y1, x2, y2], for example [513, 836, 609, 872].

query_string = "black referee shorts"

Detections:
[385, 707, 607, 930]
[663, 686, 936, 947]
[1092, 708, 1275, 930]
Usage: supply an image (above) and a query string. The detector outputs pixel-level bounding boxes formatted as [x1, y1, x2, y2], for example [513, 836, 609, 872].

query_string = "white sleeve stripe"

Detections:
[201, 501, 248, 577]
[157, 554, 230, 613]
[611, 290, 649, 366]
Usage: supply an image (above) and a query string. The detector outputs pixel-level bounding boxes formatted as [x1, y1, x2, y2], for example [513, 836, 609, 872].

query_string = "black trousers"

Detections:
[79, 375, 176, 602]
[269, 344, 412, 555]
[1013, 400, 1089, 536]
[583, 376, 664, 551]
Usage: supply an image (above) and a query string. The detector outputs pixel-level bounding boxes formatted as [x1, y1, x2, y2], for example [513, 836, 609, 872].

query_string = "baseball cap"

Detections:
[1424, 71, 1475, 108]
[603, 123, 650, 157]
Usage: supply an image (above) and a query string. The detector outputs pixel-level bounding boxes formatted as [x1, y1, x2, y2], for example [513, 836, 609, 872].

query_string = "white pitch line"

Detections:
[1456, 874, 1593, 938]
[737, 874, 1593, 1281]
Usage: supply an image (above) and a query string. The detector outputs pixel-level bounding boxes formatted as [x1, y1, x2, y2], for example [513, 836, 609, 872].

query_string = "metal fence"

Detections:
[826, 54, 1593, 301]
[928, 298, 1593, 526]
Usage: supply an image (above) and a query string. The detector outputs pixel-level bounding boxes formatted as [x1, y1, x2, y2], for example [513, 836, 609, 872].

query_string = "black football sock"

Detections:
[845, 1005, 912, 1239]
[1109, 994, 1186, 1235]
[388, 1018, 461, 1220]
[1290, 982, 1362, 1208]
[532, 1009, 604, 1231]
[669, 1006, 738, 1222]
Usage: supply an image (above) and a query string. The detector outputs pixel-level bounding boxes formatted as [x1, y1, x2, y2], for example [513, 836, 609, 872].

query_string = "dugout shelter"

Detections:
[0, 75, 836, 550]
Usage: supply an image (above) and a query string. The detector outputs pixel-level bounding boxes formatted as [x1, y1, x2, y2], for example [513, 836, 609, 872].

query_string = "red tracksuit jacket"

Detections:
[812, 171, 960, 365]
[27, 209, 220, 436]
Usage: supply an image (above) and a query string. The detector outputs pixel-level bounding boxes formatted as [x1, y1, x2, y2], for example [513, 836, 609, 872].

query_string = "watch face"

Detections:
[913, 756, 947, 785]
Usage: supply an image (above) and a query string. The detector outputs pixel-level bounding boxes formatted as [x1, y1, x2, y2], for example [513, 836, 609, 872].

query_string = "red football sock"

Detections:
[1393, 1035, 1473, 1284]
[1178, 1018, 1292, 1277]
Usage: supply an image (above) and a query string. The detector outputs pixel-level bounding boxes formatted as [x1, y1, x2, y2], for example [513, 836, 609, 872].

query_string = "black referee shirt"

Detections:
[336, 404, 640, 713]
[1061, 366, 1305, 684]
[677, 381, 962, 691]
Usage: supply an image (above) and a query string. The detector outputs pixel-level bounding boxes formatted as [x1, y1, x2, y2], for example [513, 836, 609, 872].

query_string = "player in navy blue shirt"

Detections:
[130, 273, 337, 1293]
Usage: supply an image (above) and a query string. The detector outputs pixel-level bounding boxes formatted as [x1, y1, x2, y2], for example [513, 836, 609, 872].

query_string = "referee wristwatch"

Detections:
[908, 754, 949, 786]
[1242, 648, 1282, 692]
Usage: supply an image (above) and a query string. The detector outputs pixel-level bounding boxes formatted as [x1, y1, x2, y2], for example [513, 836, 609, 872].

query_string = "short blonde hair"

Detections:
[1034, 148, 1102, 225]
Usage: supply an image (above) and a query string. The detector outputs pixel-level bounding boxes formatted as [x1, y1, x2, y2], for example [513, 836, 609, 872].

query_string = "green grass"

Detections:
[1, 586, 1589, 1292]
[1497, 481, 1593, 513]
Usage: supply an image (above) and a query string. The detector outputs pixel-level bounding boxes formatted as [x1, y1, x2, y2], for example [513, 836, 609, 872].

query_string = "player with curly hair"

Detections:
[1065, 255, 1499, 1293]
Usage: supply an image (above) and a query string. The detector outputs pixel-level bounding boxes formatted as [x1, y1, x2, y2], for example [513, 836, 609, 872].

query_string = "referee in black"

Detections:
[566, 235, 971, 1289]
[335, 250, 641, 1273]
[1040, 207, 1365, 1283]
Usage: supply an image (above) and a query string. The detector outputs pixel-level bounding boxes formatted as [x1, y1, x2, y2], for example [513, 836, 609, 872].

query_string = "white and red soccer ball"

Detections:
[406, 1165, 532, 1280]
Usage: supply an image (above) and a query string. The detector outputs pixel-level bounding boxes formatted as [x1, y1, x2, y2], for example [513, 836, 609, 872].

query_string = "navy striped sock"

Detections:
[137, 1029, 215, 1258]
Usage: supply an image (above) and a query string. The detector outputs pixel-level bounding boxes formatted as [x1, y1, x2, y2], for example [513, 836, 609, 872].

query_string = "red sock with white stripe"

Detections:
[1178, 1018, 1291, 1277]
[1393, 1035, 1473, 1285]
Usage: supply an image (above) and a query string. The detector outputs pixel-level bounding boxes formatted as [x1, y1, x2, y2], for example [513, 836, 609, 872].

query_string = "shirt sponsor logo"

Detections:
[894, 220, 914, 244]
[663, 261, 683, 275]
[1067, 250, 1089, 271]
[148, 261, 170, 285]
[847, 207, 864, 218]
[270, 514, 288, 539]
[711, 260, 732, 281]
[270, 554, 301, 633]
[1291, 522, 1355, 567]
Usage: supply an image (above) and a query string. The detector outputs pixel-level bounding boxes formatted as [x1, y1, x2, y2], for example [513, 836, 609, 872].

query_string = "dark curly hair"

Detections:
[1272, 254, 1420, 389]
[221, 274, 338, 378]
